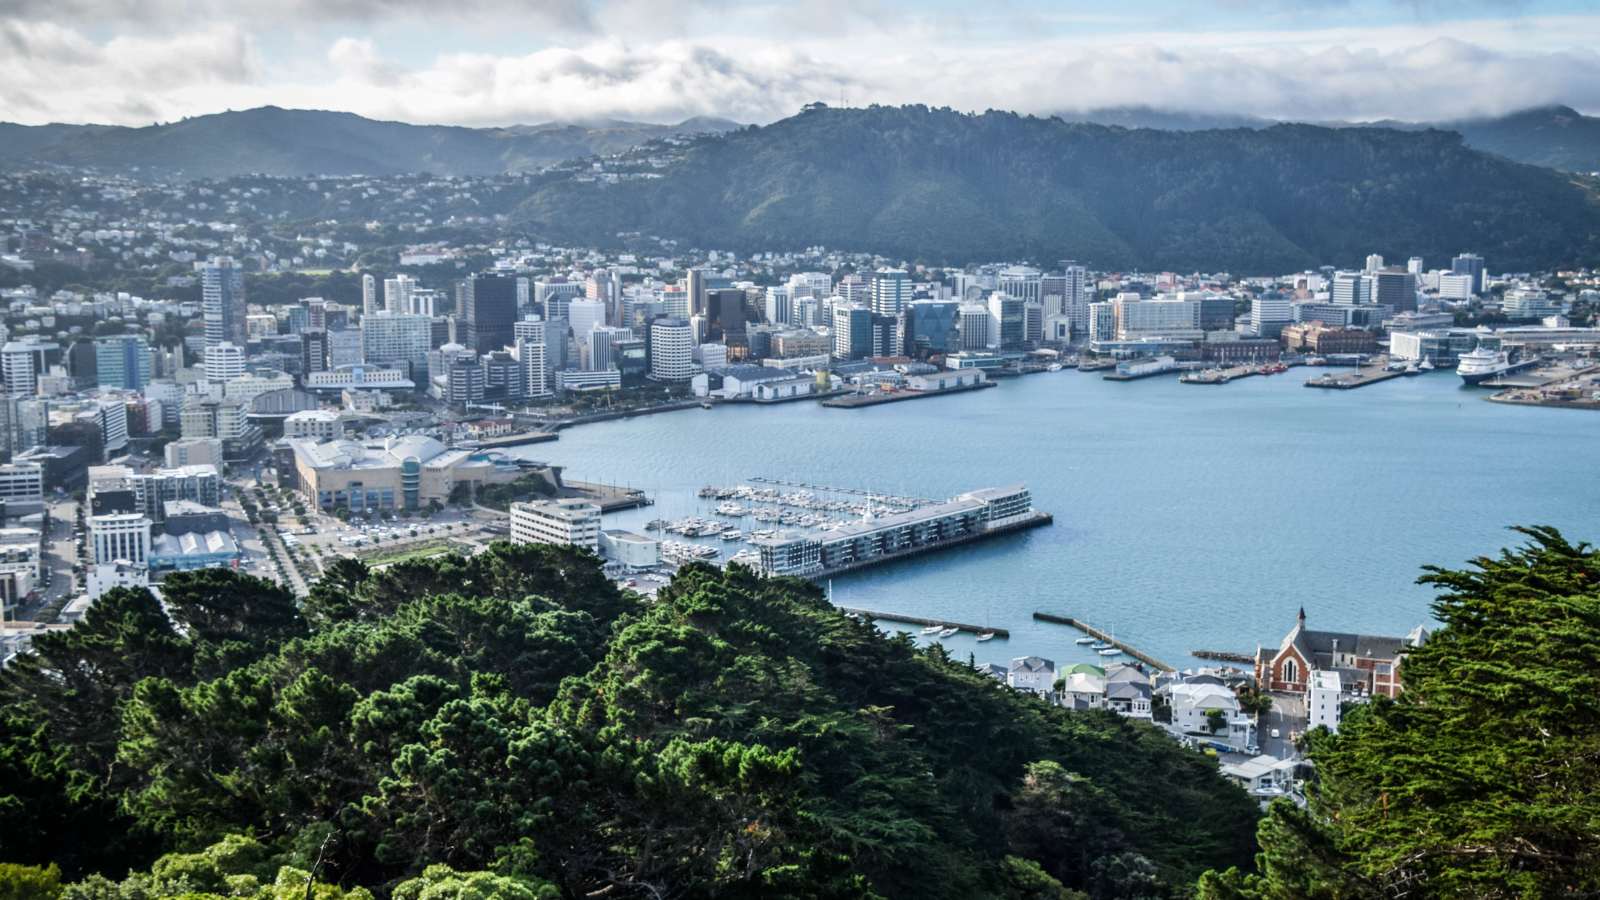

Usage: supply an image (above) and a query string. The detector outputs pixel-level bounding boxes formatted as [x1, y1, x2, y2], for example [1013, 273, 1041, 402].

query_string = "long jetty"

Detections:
[1032, 613, 1174, 672]
[840, 608, 1008, 638]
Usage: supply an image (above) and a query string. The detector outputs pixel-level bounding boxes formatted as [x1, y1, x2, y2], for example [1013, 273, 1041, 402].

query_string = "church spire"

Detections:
[1297, 607, 1306, 628]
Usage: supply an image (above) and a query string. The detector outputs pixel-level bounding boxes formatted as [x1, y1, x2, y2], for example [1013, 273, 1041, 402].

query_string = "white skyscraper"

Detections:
[513, 317, 550, 398]
[1365, 254, 1384, 274]
[1, 338, 57, 396]
[362, 274, 378, 316]
[568, 297, 605, 356]
[384, 275, 416, 315]
[649, 318, 694, 382]
[203, 342, 246, 383]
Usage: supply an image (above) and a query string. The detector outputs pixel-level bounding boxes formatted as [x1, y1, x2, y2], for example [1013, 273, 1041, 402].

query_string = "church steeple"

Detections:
[1297, 607, 1306, 628]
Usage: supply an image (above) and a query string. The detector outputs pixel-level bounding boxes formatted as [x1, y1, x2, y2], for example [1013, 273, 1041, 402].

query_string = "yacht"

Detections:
[1098, 647, 1125, 657]
[938, 627, 960, 638]
[1090, 640, 1113, 651]
[1418, 359, 1436, 372]
[921, 625, 944, 635]
[1458, 348, 1539, 385]
[1075, 636, 1097, 645]
[976, 633, 996, 642]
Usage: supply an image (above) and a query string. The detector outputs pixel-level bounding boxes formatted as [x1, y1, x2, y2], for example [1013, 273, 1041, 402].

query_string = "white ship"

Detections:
[1458, 348, 1538, 385]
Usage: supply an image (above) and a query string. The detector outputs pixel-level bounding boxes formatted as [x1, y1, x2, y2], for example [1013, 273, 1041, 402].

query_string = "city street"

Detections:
[1263, 693, 1306, 760]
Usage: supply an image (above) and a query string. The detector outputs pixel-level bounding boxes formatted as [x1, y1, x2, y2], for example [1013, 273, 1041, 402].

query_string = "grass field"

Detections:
[355, 537, 476, 567]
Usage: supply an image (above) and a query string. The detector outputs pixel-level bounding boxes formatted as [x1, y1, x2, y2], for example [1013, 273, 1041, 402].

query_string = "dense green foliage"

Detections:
[0, 544, 1258, 900]
[1448, 105, 1600, 175]
[512, 105, 1600, 273]
[1198, 526, 1600, 900]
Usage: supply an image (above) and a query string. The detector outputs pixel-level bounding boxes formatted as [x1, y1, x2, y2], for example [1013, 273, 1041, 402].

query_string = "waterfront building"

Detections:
[648, 318, 694, 382]
[283, 434, 502, 511]
[1280, 324, 1377, 355]
[446, 358, 486, 404]
[900, 301, 961, 359]
[1249, 291, 1294, 340]
[510, 498, 601, 552]
[94, 334, 151, 390]
[750, 484, 1038, 578]
[1114, 296, 1201, 341]
[600, 530, 660, 567]
[202, 257, 247, 350]
[988, 293, 1025, 349]
[554, 369, 622, 392]
[1502, 290, 1561, 320]
[1088, 302, 1116, 342]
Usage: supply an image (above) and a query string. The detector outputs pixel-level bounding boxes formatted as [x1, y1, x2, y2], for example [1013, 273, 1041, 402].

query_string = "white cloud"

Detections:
[2, 14, 1599, 127]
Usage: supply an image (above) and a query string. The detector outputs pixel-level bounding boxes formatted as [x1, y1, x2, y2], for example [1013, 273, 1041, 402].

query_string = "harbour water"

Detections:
[510, 370, 1600, 672]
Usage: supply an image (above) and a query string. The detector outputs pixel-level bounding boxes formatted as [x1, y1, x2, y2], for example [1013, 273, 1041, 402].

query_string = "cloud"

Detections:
[0, 0, 599, 32]
[2, 18, 1599, 128]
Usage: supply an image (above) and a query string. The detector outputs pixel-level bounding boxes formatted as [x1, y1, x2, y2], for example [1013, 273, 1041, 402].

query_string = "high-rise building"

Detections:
[1331, 272, 1373, 306]
[301, 329, 329, 378]
[362, 274, 378, 316]
[328, 328, 363, 367]
[987, 293, 1025, 350]
[1055, 261, 1091, 334]
[384, 274, 416, 315]
[94, 334, 151, 390]
[1408, 257, 1424, 276]
[587, 326, 632, 372]
[1365, 254, 1384, 274]
[1088, 302, 1116, 342]
[361, 313, 432, 377]
[706, 290, 748, 341]
[869, 269, 914, 317]
[1451, 253, 1486, 295]
[836, 274, 868, 305]
[996, 266, 1042, 304]
[90, 512, 151, 565]
[901, 301, 961, 359]
[686, 269, 710, 318]
[461, 274, 519, 355]
[1373, 268, 1418, 314]
[764, 286, 792, 326]
[202, 257, 247, 351]
[1112, 296, 1202, 340]
[202, 342, 246, 383]
[957, 304, 991, 349]
[513, 317, 550, 398]
[1250, 291, 1295, 340]
[2, 338, 58, 396]
[832, 305, 874, 360]
[535, 280, 582, 321]
[568, 298, 606, 364]
[648, 318, 694, 382]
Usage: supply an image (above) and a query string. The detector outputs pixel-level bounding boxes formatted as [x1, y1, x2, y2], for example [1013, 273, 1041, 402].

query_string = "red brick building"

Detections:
[1254, 609, 1429, 699]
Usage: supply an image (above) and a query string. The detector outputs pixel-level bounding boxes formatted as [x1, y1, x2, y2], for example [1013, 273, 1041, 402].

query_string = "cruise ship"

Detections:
[1457, 348, 1539, 385]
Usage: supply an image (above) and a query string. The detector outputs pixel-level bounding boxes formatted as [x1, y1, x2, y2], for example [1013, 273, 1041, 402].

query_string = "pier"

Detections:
[1032, 613, 1175, 672]
[821, 381, 996, 407]
[839, 608, 1008, 638]
[473, 430, 559, 449]
[1304, 365, 1406, 389]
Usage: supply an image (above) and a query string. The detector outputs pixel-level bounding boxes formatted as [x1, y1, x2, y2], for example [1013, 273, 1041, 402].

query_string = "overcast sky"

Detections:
[3, 0, 1599, 127]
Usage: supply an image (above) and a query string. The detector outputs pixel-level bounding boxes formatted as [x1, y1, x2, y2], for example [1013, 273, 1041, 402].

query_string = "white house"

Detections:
[1308, 669, 1342, 734]
[1008, 656, 1057, 692]
[1166, 681, 1257, 751]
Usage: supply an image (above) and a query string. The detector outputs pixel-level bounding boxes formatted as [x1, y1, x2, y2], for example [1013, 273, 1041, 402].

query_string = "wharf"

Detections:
[1304, 366, 1405, 389]
[839, 608, 1008, 638]
[561, 481, 652, 512]
[822, 381, 996, 408]
[1191, 650, 1257, 664]
[1481, 362, 1600, 389]
[1102, 367, 1180, 382]
[474, 430, 559, 449]
[1032, 613, 1175, 672]
[1077, 360, 1118, 372]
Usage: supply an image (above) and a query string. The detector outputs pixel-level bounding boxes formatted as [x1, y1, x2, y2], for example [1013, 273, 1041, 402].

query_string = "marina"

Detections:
[1033, 613, 1175, 672]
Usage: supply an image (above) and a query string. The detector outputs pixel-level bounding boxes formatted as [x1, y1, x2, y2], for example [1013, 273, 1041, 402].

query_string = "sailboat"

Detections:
[1098, 627, 1124, 656]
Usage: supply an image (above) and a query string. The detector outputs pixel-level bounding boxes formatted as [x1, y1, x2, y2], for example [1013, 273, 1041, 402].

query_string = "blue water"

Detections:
[511, 370, 1600, 671]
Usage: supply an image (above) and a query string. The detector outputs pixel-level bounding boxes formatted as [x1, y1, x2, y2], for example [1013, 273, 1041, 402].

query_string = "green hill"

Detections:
[0, 107, 741, 180]
[510, 104, 1600, 273]
[1446, 105, 1600, 175]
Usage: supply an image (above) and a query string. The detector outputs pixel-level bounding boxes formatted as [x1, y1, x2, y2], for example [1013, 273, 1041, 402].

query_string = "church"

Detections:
[1254, 609, 1431, 699]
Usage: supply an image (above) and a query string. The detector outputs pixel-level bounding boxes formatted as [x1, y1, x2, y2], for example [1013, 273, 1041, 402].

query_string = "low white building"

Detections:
[1166, 681, 1257, 750]
[1309, 669, 1342, 734]
[509, 499, 601, 552]
[599, 529, 660, 567]
[1221, 755, 1299, 794]
[87, 560, 149, 600]
[906, 370, 986, 391]
[1008, 656, 1057, 692]
[90, 513, 152, 565]
[285, 409, 344, 440]
[165, 438, 225, 469]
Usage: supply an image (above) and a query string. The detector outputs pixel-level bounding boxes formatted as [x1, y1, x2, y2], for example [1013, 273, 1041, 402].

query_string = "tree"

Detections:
[1204, 709, 1227, 735]
[0, 863, 62, 900]
[1199, 527, 1600, 900]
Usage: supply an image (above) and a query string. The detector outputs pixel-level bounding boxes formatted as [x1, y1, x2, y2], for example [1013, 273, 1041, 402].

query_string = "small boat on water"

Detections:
[1075, 636, 1097, 645]
[976, 632, 996, 642]
[1047, 363, 1063, 372]
[1418, 359, 1436, 372]
[938, 627, 960, 638]
[1099, 647, 1124, 657]
[921, 625, 943, 635]
[1403, 364, 1421, 376]
[1090, 641, 1112, 651]
[720, 530, 744, 541]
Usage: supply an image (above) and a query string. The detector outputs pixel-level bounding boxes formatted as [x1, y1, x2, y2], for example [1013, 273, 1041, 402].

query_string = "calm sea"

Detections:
[509, 370, 1600, 671]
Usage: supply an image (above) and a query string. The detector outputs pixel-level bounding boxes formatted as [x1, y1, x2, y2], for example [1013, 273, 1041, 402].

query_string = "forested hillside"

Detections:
[512, 105, 1600, 273]
[0, 545, 1260, 900]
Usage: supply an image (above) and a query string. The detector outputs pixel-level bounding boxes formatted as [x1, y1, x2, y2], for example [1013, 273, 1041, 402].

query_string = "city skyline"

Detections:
[4, 0, 1600, 129]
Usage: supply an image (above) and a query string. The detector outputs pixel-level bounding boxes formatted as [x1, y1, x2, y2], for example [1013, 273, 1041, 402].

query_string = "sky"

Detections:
[3, 0, 1600, 128]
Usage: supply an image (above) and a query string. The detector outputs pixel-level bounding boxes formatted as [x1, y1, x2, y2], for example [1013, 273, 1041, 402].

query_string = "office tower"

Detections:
[587, 326, 631, 371]
[686, 269, 710, 318]
[568, 298, 606, 363]
[1, 338, 58, 396]
[384, 274, 415, 315]
[648, 318, 693, 382]
[203, 343, 246, 383]
[900, 301, 960, 359]
[996, 266, 1042, 304]
[706, 290, 748, 341]
[1088, 302, 1116, 342]
[869, 269, 914, 317]
[513, 317, 549, 397]
[1058, 262, 1090, 333]
[517, 277, 530, 311]
[1365, 254, 1384, 274]
[1452, 253, 1486, 295]
[1374, 267, 1418, 314]
[361, 313, 432, 376]
[202, 257, 247, 351]
[1250, 290, 1295, 340]
[301, 329, 328, 377]
[832, 305, 874, 360]
[586, 269, 620, 324]
[94, 334, 152, 390]
[1408, 257, 1424, 276]
[659, 285, 690, 319]
[328, 328, 363, 367]
[535, 280, 581, 321]
[1331, 272, 1372, 305]
[363, 274, 378, 316]
[460, 273, 519, 355]
[410, 288, 437, 318]
[986, 294, 1025, 350]
[836, 274, 868, 304]
[763, 286, 792, 326]
[788, 272, 831, 301]
[957, 304, 990, 349]
[793, 297, 818, 329]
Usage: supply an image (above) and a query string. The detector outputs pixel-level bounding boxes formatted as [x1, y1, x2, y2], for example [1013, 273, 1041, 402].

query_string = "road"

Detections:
[1263, 693, 1306, 760]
